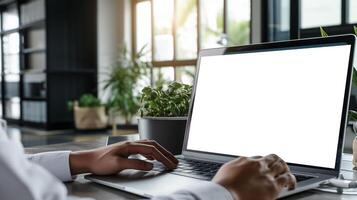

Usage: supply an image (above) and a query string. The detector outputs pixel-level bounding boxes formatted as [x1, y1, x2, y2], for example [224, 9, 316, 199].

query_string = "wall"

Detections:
[97, 0, 133, 125]
[97, 0, 131, 101]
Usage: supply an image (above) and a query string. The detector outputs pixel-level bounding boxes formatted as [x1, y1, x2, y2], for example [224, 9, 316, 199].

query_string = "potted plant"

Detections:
[103, 45, 150, 133]
[321, 26, 357, 166]
[138, 82, 193, 154]
[68, 94, 107, 130]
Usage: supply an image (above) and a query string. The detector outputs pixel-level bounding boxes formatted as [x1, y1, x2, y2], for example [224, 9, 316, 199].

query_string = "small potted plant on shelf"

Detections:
[103, 45, 150, 133]
[321, 26, 357, 167]
[138, 82, 193, 154]
[68, 94, 107, 130]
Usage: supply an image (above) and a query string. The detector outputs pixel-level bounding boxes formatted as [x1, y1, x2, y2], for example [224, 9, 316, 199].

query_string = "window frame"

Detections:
[263, 0, 357, 42]
[297, 0, 356, 39]
[262, 0, 357, 111]
[131, 0, 252, 84]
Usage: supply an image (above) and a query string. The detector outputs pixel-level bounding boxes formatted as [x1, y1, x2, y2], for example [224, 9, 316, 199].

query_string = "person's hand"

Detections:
[212, 154, 296, 200]
[69, 139, 178, 175]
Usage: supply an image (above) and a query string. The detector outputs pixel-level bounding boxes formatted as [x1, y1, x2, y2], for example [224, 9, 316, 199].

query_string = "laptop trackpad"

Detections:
[86, 169, 204, 197]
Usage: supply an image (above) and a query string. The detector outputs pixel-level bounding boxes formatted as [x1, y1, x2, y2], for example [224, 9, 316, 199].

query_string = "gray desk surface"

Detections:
[25, 135, 357, 200]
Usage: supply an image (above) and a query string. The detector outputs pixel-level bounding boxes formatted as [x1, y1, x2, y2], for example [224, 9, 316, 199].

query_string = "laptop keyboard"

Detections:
[152, 158, 222, 180]
[152, 158, 314, 182]
[294, 174, 314, 182]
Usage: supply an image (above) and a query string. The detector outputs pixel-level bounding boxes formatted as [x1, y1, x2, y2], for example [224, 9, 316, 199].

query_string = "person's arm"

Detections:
[67, 140, 233, 200]
[68, 140, 296, 200]
[212, 154, 296, 200]
[27, 151, 73, 182]
[26, 139, 179, 183]
[152, 154, 296, 200]
[153, 181, 234, 200]
[21, 139, 296, 200]
[25, 139, 295, 200]
[68, 140, 178, 175]
[0, 139, 69, 200]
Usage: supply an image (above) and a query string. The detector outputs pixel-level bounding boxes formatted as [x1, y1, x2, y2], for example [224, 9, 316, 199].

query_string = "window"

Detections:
[264, 0, 357, 112]
[153, 0, 174, 61]
[176, 0, 197, 59]
[200, 0, 224, 49]
[265, 0, 290, 41]
[2, 6, 21, 119]
[3, 33, 20, 118]
[227, 0, 251, 45]
[132, 0, 251, 85]
[348, 0, 357, 23]
[301, 0, 341, 29]
[2, 4, 19, 31]
[265, 0, 357, 41]
[135, 1, 152, 61]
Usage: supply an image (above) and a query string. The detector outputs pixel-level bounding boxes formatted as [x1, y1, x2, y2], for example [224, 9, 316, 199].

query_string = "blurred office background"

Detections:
[0, 0, 356, 150]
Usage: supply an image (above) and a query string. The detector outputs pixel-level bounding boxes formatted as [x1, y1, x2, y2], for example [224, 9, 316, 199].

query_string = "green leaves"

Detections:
[103, 45, 151, 124]
[78, 94, 102, 107]
[68, 94, 102, 111]
[320, 27, 329, 37]
[139, 82, 193, 117]
[349, 110, 357, 121]
[321, 26, 357, 37]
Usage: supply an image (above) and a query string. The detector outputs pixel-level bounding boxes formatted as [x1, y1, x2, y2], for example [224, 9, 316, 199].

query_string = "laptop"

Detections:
[86, 35, 357, 198]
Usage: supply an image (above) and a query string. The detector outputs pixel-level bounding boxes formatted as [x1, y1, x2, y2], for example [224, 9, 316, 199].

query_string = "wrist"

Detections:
[69, 150, 94, 175]
[212, 179, 240, 200]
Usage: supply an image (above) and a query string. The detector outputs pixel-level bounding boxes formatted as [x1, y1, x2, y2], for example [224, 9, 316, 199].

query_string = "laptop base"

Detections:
[85, 168, 334, 199]
[85, 170, 203, 198]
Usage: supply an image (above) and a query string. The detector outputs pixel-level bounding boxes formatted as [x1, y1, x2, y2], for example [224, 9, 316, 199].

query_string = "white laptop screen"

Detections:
[186, 44, 352, 169]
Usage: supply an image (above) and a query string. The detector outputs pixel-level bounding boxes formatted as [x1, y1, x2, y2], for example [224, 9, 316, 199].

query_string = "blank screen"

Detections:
[187, 45, 351, 169]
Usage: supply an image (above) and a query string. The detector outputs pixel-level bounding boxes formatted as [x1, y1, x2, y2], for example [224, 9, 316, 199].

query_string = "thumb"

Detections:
[121, 159, 153, 171]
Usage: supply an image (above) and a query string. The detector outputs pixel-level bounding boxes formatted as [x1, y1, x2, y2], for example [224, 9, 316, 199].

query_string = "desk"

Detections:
[25, 136, 357, 200]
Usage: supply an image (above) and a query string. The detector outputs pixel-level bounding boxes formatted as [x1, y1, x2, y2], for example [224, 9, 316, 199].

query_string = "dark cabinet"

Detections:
[0, 0, 97, 129]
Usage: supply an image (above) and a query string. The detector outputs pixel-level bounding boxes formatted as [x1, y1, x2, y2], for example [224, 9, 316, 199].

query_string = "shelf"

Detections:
[0, 19, 45, 34]
[1, 28, 19, 35]
[3, 52, 20, 56]
[0, 0, 98, 130]
[3, 117, 20, 124]
[22, 121, 47, 129]
[22, 69, 96, 75]
[21, 68, 46, 74]
[3, 72, 21, 75]
[47, 69, 97, 74]
[20, 19, 45, 30]
[22, 97, 47, 101]
[0, 0, 16, 6]
[22, 48, 46, 54]
[4, 97, 20, 101]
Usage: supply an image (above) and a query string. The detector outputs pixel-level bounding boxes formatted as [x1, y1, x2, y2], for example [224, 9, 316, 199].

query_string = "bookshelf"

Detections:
[0, 0, 97, 129]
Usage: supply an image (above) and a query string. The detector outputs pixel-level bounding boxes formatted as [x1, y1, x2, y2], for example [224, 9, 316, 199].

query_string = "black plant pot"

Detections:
[138, 117, 187, 155]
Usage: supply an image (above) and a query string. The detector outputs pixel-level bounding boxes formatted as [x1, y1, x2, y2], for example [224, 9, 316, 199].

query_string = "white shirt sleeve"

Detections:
[23, 150, 234, 200]
[153, 181, 234, 200]
[0, 138, 233, 200]
[27, 151, 73, 182]
[0, 123, 232, 200]
[0, 138, 68, 200]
